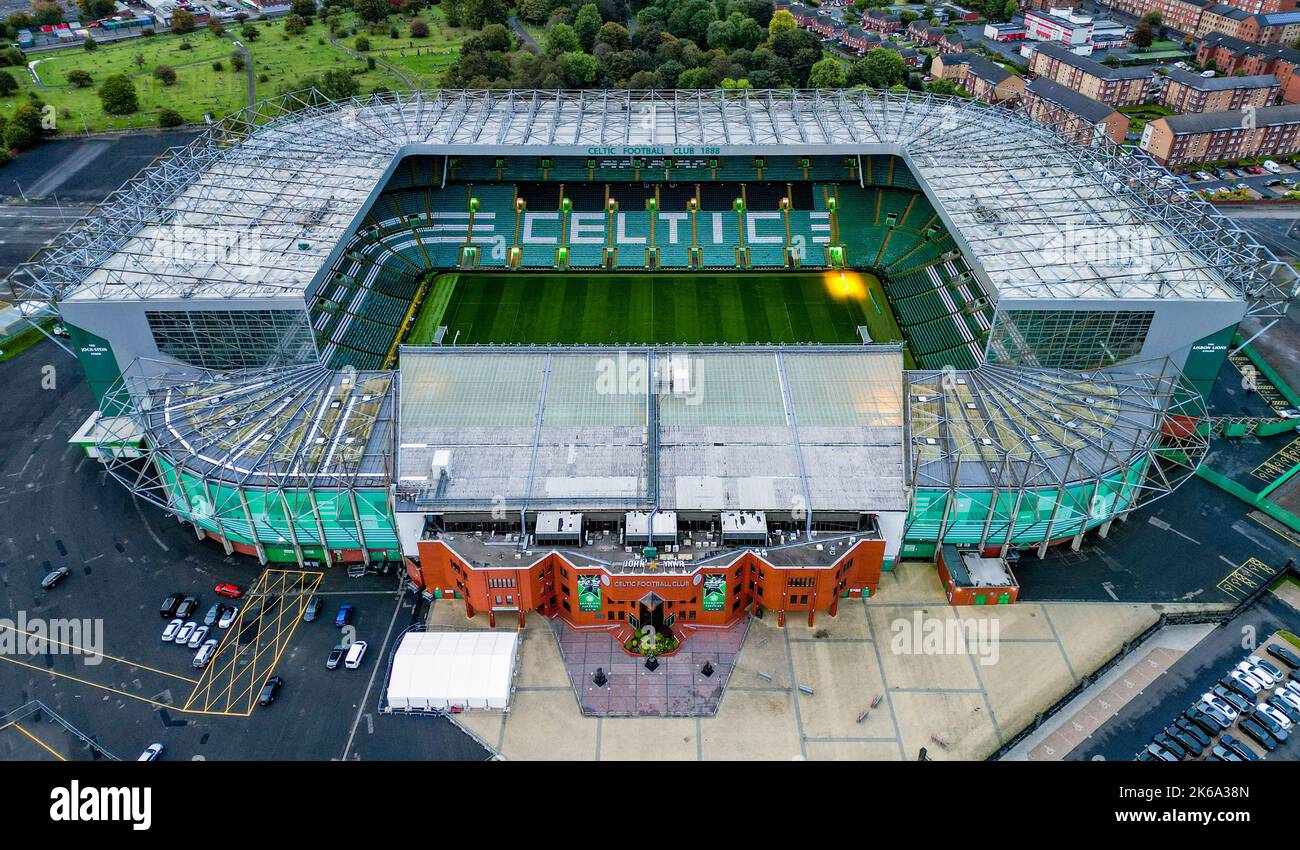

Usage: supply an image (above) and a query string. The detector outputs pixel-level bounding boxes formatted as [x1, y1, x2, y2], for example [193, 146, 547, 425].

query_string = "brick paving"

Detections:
[552, 619, 749, 717]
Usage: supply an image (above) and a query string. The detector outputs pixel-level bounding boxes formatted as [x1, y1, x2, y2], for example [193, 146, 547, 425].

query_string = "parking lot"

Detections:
[1068, 587, 1300, 761]
[0, 340, 486, 761]
[1184, 161, 1300, 200]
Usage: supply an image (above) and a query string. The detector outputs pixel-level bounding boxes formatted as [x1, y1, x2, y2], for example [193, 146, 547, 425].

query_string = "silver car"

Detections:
[192, 639, 218, 668]
[187, 625, 210, 649]
[161, 618, 184, 642]
[174, 621, 197, 645]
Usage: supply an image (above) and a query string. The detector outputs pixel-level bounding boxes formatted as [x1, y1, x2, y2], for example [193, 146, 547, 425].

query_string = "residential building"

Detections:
[1159, 67, 1280, 111]
[1025, 76, 1132, 143]
[1028, 43, 1152, 106]
[1140, 101, 1300, 163]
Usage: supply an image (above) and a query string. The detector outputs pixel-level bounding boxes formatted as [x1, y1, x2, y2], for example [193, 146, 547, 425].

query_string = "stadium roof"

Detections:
[395, 345, 908, 515]
[9, 89, 1295, 317]
[904, 359, 1206, 498]
[103, 362, 396, 488]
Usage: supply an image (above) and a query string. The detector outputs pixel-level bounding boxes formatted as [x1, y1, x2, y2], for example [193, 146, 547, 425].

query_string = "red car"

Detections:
[214, 583, 243, 599]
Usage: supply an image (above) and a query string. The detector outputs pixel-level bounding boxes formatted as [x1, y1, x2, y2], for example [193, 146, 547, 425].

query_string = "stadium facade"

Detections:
[12, 89, 1293, 630]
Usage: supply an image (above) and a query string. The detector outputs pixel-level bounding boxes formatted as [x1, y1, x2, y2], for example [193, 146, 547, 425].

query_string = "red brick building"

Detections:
[1159, 66, 1280, 111]
[1140, 101, 1300, 164]
[1196, 32, 1300, 102]
[1025, 76, 1132, 143]
[1028, 43, 1152, 106]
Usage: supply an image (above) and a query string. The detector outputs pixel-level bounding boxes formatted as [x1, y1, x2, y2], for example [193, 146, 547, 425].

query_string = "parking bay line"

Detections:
[0, 622, 200, 684]
[9, 722, 66, 761]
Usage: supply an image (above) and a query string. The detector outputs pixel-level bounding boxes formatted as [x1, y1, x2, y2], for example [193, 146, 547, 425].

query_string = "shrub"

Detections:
[0, 70, 17, 96]
[158, 108, 183, 127]
[410, 17, 428, 38]
[354, 35, 369, 51]
[153, 65, 177, 85]
[98, 73, 138, 115]
[230, 53, 246, 71]
[212, 60, 224, 71]
[66, 69, 93, 88]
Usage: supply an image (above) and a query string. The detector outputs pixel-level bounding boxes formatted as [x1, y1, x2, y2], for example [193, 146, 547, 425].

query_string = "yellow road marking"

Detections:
[0, 622, 200, 684]
[1248, 513, 1300, 548]
[183, 569, 322, 715]
[1216, 557, 1278, 599]
[0, 653, 182, 710]
[10, 722, 66, 761]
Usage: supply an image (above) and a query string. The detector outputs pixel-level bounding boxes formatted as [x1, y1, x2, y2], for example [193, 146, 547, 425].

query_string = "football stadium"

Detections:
[11, 89, 1296, 631]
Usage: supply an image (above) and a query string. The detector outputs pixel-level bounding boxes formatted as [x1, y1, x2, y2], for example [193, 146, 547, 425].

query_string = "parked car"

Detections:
[1255, 704, 1292, 733]
[1198, 701, 1233, 729]
[326, 646, 344, 669]
[1274, 687, 1300, 713]
[1263, 160, 1281, 173]
[175, 596, 199, 619]
[203, 603, 224, 627]
[1266, 643, 1300, 668]
[344, 640, 368, 669]
[258, 676, 283, 707]
[160, 593, 184, 618]
[174, 621, 197, 645]
[214, 583, 242, 599]
[187, 625, 209, 649]
[1200, 693, 1239, 721]
[218, 606, 238, 629]
[1220, 733, 1261, 761]
[1266, 693, 1300, 722]
[41, 566, 70, 590]
[1174, 718, 1211, 750]
[1229, 670, 1263, 694]
[1220, 675, 1256, 701]
[1184, 708, 1223, 736]
[1212, 685, 1251, 714]
[334, 604, 354, 628]
[1136, 749, 1157, 762]
[138, 743, 164, 762]
[1249, 656, 1285, 682]
[1238, 716, 1277, 750]
[192, 639, 218, 668]
[161, 618, 184, 642]
[1169, 726, 1204, 756]
[303, 596, 321, 623]
[1210, 743, 1241, 762]
[1146, 742, 1178, 762]
[1240, 660, 1277, 687]
[1154, 733, 1186, 759]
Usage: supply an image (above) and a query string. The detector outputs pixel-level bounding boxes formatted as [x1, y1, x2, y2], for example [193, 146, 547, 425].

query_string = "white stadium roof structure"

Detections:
[8, 88, 1296, 318]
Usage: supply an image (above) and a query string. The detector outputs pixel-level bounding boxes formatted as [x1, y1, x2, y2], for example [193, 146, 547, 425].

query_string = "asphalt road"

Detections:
[1066, 593, 1300, 761]
[0, 340, 488, 761]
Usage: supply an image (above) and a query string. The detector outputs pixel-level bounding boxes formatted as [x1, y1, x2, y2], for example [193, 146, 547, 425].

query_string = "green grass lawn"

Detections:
[407, 271, 901, 346]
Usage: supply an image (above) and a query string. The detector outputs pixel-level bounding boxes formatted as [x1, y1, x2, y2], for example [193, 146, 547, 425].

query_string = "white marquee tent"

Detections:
[385, 631, 519, 712]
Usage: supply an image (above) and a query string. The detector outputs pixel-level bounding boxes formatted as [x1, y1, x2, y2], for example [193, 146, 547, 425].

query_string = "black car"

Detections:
[1238, 717, 1277, 751]
[1266, 643, 1300, 669]
[1220, 676, 1256, 702]
[161, 593, 184, 618]
[1183, 709, 1221, 737]
[1251, 708, 1289, 741]
[1168, 727, 1204, 757]
[175, 596, 199, 619]
[41, 566, 70, 590]
[1267, 695, 1300, 723]
[326, 646, 344, 669]
[258, 676, 283, 707]
[1212, 685, 1251, 714]
[203, 603, 225, 627]
[1220, 733, 1262, 762]
[1174, 718, 1211, 750]
[303, 596, 322, 623]
[1154, 733, 1186, 759]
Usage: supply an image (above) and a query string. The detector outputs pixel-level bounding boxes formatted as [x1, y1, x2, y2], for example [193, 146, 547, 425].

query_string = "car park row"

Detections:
[1136, 641, 1300, 762]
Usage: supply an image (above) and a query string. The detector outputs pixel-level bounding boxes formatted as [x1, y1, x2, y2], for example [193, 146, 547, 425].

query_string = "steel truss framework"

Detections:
[6, 89, 1294, 318]
[91, 360, 399, 563]
[901, 357, 1209, 546]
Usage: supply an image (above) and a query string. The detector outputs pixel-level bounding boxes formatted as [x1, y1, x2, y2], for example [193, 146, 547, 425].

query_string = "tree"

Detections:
[595, 21, 629, 52]
[159, 107, 184, 127]
[545, 23, 580, 56]
[0, 69, 17, 96]
[517, 0, 549, 24]
[284, 13, 307, 35]
[171, 8, 195, 33]
[410, 17, 428, 37]
[230, 52, 246, 71]
[353, 0, 387, 24]
[83, 36, 97, 51]
[32, 2, 64, 26]
[807, 57, 846, 88]
[98, 73, 138, 115]
[850, 47, 906, 88]
[318, 67, 359, 99]
[707, 11, 764, 52]
[677, 65, 713, 88]
[208, 20, 225, 36]
[3, 103, 43, 150]
[354, 35, 370, 51]
[574, 4, 602, 52]
[1133, 21, 1153, 49]
[290, 0, 316, 18]
[768, 8, 797, 40]
[153, 64, 177, 85]
[561, 51, 598, 85]
[241, 23, 259, 41]
[76, 0, 115, 20]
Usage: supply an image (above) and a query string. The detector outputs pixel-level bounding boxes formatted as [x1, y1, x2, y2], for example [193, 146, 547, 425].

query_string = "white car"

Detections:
[1230, 670, 1263, 694]
[1257, 703, 1293, 730]
[1263, 160, 1281, 173]
[174, 621, 197, 645]
[217, 607, 238, 629]
[1284, 679, 1300, 699]
[187, 625, 209, 649]
[192, 639, 218, 668]
[1200, 693, 1239, 721]
[1239, 660, 1277, 686]
[161, 618, 183, 642]
[1279, 408, 1300, 420]
[344, 640, 368, 669]
[138, 743, 163, 762]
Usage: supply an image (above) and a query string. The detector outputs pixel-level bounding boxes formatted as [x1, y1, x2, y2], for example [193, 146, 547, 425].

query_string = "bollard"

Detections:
[798, 684, 815, 696]
[757, 671, 773, 683]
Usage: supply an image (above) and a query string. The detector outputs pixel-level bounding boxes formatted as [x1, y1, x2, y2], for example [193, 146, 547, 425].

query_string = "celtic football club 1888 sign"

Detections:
[577, 575, 602, 612]
[702, 575, 726, 612]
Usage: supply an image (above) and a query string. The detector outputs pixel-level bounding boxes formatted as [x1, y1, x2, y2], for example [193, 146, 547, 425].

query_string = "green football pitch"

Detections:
[406, 271, 904, 346]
